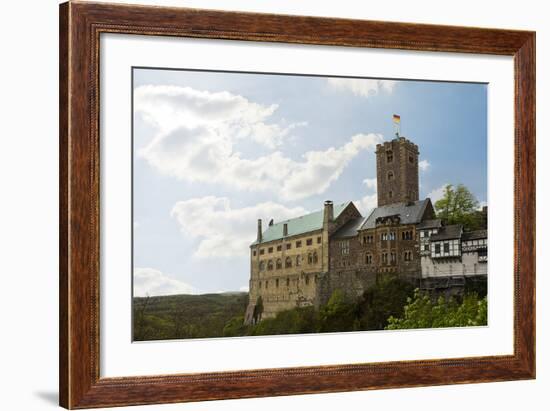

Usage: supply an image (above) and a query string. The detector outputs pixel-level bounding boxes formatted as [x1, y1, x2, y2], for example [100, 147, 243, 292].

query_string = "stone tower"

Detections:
[376, 136, 419, 207]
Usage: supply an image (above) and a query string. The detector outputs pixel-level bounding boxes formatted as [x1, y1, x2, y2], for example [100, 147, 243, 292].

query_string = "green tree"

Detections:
[251, 306, 318, 336]
[386, 291, 487, 330]
[434, 184, 482, 231]
[223, 315, 249, 337]
[318, 289, 356, 332]
[356, 277, 415, 330]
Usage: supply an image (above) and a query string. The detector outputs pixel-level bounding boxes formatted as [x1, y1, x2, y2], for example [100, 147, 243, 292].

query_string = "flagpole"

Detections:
[393, 114, 401, 137]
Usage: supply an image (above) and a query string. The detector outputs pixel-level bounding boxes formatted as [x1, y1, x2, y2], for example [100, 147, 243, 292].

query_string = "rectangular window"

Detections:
[340, 240, 350, 255]
[420, 231, 425, 238]
[268, 247, 273, 253]
[306, 238, 313, 246]
[296, 241, 302, 248]
[387, 151, 393, 163]
[435, 244, 441, 254]
[259, 249, 265, 255]
[317, 236, 322, 244]
[276, 245, 282, 252]
[444, 243, 450, 253]
[286, 243, 291, 250]
[253, 250, 257, 256]
[424, 244, 429, 251]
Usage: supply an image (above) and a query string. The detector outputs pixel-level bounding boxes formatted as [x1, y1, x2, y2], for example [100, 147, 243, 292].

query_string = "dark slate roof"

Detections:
[431, 224, 463, 241]
[417, 219, 443, 230]
[251, 202, 353, 245]
[461, 229, 488, 241]
[360, 199, 431, 230]
[332, 217, 367, 239]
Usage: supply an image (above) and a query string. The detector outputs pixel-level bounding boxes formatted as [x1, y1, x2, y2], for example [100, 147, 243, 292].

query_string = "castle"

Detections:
[244, 135, 487, 325]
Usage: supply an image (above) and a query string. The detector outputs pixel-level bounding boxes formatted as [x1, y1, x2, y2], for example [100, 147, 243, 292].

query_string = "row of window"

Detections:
[362, 230, 414, 243]
[258, 274, 314, 289]
[365, 251, 414, 264]
[463, 239, 488, 246]
[258, 253, 319, 271]
[420, 229, 439, 238]
[385, 150, 416, 164]
[254, 236, 322, 256]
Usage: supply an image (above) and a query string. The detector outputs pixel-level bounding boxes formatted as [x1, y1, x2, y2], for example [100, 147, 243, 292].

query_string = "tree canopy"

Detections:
[434, 184, 484, 231]
[386, 291, 487, 330]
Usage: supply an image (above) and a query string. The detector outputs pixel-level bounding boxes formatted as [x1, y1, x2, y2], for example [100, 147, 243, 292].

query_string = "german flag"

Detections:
[393, 114, 401, 124]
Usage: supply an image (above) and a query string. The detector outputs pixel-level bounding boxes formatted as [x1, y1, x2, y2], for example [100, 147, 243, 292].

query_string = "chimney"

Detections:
[257, 219, 262, 243]
[323, 200, 334, 227]
[283, 223, 288, 237]
[268, 219, 274, 226]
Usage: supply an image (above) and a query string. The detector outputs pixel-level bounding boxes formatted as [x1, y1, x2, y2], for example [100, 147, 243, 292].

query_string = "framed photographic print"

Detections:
[59, 1, 535, 409]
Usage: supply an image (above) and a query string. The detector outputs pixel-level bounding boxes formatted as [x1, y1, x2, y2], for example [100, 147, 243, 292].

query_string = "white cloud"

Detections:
[363, 178, 377, 190]
[171, 197, 307, 258]
[136, 85, 382, 201]
[356, 193, 378, 215]
[419, 159, 431, 172]
[134, 267, 197, 297]
[427, 184, 449, 204]
[140, 125, 382, 201]
[135, 85, 304, 149]
[356, 177, 378, 215]
[239, 285, 249, 292]
[327, 78, 396, 97]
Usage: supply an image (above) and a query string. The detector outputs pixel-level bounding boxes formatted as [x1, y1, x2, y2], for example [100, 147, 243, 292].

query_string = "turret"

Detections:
[257, 219, 262, 243]
[323, 200, 334, 228]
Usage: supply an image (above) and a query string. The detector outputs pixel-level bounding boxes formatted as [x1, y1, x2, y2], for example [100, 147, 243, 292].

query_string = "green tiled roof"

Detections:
[252, 202, 352, 245]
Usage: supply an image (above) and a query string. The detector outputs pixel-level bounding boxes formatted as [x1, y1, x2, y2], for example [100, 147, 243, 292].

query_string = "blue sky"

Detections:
[132, 68, 487, 296]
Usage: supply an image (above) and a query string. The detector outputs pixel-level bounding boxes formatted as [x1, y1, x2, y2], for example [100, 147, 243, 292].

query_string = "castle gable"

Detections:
[332, 217, 367, 239]
[360, 198, 432, 230]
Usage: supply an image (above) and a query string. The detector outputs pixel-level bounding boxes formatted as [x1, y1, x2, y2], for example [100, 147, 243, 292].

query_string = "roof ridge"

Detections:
[271, 201, 351, 226]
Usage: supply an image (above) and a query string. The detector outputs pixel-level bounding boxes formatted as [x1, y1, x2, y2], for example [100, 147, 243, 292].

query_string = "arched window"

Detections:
[259, 261, 265, 271]
[308, 253, 313, 264]
[313, 251, 318, 264]
[275, 278, 279, 288]
[387, 170, 394, 181]
[276, 259, 282, 270]
[296, 255, 302, 267]
[365, 254, 372, 264]
[267, 260, 274, 271]
[285, 257, 292, 268]
[286, 277, 290, 287]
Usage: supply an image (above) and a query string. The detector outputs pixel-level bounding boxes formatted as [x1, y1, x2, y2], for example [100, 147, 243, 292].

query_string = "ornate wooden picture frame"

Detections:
[59, 1, 535, 408]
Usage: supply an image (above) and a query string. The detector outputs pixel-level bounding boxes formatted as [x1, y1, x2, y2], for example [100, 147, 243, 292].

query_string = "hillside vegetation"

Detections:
[133, 292, 248, 341]
[133, 278, 487, 341]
